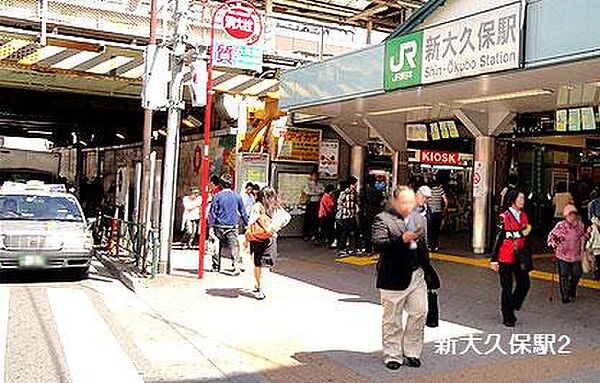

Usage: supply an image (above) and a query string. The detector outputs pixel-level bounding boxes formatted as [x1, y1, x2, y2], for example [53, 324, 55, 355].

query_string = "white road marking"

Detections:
[47, 288, 142, 383]
[0, 287, 10, 381]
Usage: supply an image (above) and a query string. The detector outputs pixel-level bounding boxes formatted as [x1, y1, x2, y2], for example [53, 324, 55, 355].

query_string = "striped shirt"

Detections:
[429, 186, 446, 213]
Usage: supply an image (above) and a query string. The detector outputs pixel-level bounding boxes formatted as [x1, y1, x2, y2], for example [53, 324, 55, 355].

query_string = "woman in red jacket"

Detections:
[490, 190, 532, 327]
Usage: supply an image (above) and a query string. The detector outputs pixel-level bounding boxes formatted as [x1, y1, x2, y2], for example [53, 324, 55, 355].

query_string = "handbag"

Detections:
[506, 213, 534, 272]
[245, 211, 273, 243]
[426, 290, 439, 328]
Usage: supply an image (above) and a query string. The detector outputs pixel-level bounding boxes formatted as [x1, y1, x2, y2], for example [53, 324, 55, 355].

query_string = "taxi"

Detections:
[0, 181, 93, 278]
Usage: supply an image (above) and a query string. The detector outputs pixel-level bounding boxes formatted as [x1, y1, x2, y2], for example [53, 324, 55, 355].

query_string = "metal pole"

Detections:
[139, 0, 159, 229]
[198, 7, 218, 279]
[40, 0, 48, 46]
[158, 0, 188, 274]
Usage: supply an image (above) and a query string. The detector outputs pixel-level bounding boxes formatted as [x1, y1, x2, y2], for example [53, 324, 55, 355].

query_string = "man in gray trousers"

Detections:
[372, 186, 430, 370]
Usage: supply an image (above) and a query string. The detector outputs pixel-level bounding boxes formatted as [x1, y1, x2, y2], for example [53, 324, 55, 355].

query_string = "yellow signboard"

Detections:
[273, 128, 322, 162]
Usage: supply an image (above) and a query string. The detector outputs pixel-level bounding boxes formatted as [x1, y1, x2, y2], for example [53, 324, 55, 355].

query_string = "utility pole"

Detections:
[158, 0, 189, 274]
[139, 0, 158, 232]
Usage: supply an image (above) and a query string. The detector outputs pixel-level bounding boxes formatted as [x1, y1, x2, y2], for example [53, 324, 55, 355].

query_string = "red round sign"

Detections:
[220, 3, 262, 45]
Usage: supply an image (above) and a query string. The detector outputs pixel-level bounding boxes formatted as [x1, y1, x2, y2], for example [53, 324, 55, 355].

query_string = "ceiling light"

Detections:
[26, 130, 53, 136]
[79, 140, 88, 146]
[116, 133, 125, 139]
[454, 89, 554, 104]
[368, 105, 432, 116]
[158, 129, 167, 136]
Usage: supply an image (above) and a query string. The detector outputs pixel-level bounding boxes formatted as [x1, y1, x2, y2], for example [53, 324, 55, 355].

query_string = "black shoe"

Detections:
[385, 361, 401, 370]
[405, 357, 421, 368]
[503, 320, 516, 327]
[561, 297, 571, 304]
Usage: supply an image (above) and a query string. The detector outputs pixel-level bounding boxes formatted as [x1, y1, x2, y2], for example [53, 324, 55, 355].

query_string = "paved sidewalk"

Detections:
[113, 239, 600, 382]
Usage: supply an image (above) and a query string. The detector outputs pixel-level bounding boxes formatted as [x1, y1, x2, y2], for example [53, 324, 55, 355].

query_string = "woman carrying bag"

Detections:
[490, 190, 533, 327]
[246, 187, 290, 300]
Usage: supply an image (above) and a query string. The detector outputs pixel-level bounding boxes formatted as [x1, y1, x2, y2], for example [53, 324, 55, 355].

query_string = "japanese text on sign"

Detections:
[435, 333, 572, 356]
[385, 2, 521, 90]
[274, 128, 322, 163]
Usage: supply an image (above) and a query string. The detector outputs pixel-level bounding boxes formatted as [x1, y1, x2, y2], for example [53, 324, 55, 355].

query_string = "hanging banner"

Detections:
[407, 124, 429, 141]
[430, 122, 441, 140]
[447, 120, 460, 138]
[581, 107, 596, 131]
[439, 121, 450, 139]
[568, 108, 581, 132]
[555, 109, 568, 132]
[273, 128, 322, 162]
[319, 140, 339, 179]
[384, 2, 521, 91]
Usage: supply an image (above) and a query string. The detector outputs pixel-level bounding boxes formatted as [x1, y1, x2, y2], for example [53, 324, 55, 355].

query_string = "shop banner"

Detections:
[420, 150, 461, 165]
[274, 128, 322, 163]
[581, 107, 596, 130]
[385, 2, 521, 91]
[430, 122, 441, 140]
[439, 121, 450, 139]
[213, 39, 263, 71]
[319, 140, 339, 179]
[568, 108, 581, 132]
[447, 121, 460, 138]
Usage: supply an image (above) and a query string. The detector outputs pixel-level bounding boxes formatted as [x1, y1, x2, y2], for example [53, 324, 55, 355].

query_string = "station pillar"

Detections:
[350, 145, 365, 187]
[472, 136, 495, 254]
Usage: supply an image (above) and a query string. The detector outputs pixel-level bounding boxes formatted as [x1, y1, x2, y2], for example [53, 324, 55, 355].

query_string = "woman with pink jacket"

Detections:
[547, 204, 586, 304]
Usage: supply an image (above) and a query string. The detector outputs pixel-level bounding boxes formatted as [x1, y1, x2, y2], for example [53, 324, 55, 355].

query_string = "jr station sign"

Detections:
[384, 2, 521, 91]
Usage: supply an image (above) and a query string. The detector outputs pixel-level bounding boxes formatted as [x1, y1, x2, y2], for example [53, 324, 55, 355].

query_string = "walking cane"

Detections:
[549, 256, 558, 303]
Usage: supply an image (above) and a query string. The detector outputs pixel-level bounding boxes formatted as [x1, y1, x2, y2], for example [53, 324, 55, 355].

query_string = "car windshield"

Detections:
[0, 194, 83, 222]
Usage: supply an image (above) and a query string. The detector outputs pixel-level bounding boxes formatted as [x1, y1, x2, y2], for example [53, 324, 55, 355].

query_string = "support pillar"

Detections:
[472, 136, 495, 254]
[350, 145, 365, 187]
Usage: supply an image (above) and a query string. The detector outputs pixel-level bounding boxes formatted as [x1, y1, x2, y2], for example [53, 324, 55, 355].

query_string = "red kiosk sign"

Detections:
[420, 150, 461, 165]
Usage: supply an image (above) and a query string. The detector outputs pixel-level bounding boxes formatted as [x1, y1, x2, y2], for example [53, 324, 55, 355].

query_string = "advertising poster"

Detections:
[430, 122, 441, 140]
[448, 121, 460, 138]
[568, 108, 581, 132]
[439, 121, 450, 139]
[213, 39, 263, 71]
[273, 128, 322, 163]
[555, 109, 567, 132]
[407, 124, 429, 141]
[581, 107, 596, 131]
[473, 161, 487, 198]
[319, 140, 339, 179]
[237, 153, 269, 191]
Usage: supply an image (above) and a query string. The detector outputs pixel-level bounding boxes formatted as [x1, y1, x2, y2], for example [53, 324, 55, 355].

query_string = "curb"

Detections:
[94, 251, 147, 293]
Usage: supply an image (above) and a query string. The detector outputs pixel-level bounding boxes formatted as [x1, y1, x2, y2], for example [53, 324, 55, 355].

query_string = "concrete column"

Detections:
[350, 145, 365, 187]
[472, 136, 495, 254]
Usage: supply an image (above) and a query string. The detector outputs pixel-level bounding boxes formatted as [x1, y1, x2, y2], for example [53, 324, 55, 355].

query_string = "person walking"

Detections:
[181, 187, 201, 249]
[490, 190, 532, 327]
[552, 182, 574, 223]
[361, 174, 385, 254]
[416, 186, 433, 245]
[246, 187, 290, 300]
[319, 184, 336, 247]
[301, 170, 324, 241]
[337, 176, 359, 256]
[547, 204, 586, 303]
[372, 186, 430, 370]
[208, 174, 248, 275]
[428, 179, 447, 252]
[241, 182, 256, 215]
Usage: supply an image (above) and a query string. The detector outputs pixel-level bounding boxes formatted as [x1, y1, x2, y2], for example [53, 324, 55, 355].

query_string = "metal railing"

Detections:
[93, 213, 160, 277]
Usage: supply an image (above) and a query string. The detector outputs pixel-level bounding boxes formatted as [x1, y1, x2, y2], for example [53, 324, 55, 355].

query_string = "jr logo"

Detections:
[384, 31, 423, 90]
[389, 40, 417, 72]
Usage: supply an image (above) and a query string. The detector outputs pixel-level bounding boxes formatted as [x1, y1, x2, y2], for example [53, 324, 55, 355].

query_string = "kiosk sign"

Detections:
[384, 2, 521, 91]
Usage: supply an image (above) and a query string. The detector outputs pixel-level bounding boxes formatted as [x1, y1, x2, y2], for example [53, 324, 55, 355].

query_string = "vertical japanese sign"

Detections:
[319, 140, 339, 179]
[384, 2, 521, 91]
[213, 40, 263, 71]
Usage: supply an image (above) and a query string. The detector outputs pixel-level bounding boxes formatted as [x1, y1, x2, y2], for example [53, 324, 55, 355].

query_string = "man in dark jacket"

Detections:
[372, 186, 429, 370]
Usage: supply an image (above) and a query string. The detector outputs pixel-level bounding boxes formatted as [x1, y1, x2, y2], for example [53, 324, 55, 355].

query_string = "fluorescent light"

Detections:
[182, 119, 195, 128]
[455, 89, 553, 104]
[368, 105, 432, 116]
[79, 140, 88, 146]
[116, 133, 125, 139]
[26, 130, 53, 136]
[158, 129, 167, 136]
